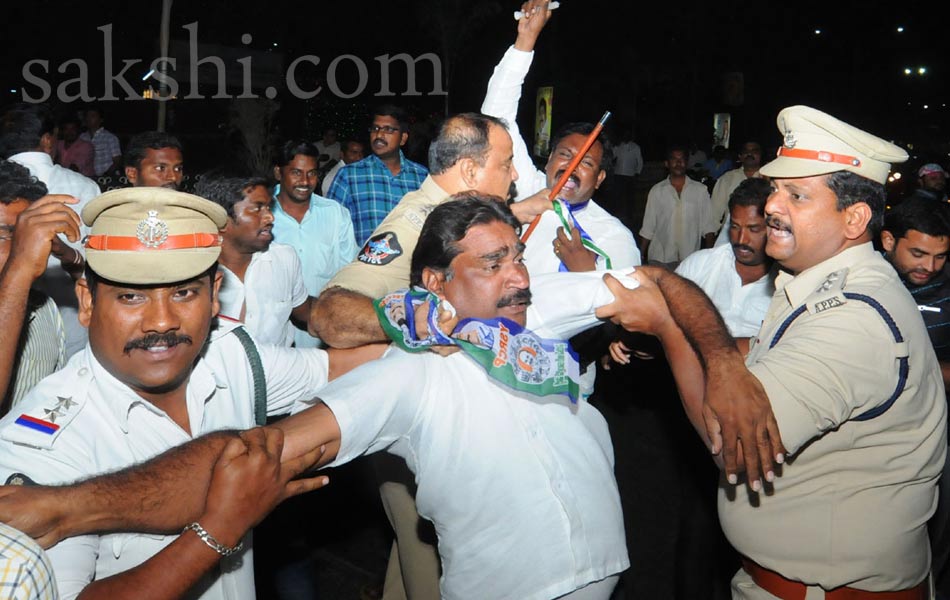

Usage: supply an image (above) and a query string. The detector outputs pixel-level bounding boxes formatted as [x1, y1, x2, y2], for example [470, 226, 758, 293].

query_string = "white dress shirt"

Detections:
[308, 347, 629, 600]
[0, 323, 329, 600]
[675, 244, 773, 338]
[640, 176, 714, 263]
[218, 244, 309, 347]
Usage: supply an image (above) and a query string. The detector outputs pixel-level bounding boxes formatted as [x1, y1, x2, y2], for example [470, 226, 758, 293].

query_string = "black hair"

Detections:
[0, 159, 48, 204]
[84, 263, 219, 301]
[0, 104, 56, 158]
[428, 113, 508, 175]
[550, 122, 613, 174]
[410, 194, 520, 287]
[371, 104, 410, 132]
[124, 131, 183, 170]
[728, 178, 771, 216]
[883, 196, 950, 240]
[665, 143, 689, 161]
[194, 168, 270, 219]
[58, 113, 82, 130]
[85, 105, 105, 120]
[275, 139, 320, 168]
[826, 171, 887, 234]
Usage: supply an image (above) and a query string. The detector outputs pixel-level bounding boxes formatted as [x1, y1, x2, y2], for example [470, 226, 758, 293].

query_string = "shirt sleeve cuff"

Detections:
[502, 45, 534, 72]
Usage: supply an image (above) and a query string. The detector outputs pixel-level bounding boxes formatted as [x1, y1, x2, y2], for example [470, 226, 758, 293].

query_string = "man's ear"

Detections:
[273, 165, 282, 182]
[398, 131, 409, 148]
[843, 202, 873, 241]
[594, 168, 607, 190]
[211, 270, 223, 317]
[76, 278, 93, 327]
[458, 158, 479, 189]
[124, 166, 139, 185]
[420, 267, 447, 299]
[880, 230, 897, 252]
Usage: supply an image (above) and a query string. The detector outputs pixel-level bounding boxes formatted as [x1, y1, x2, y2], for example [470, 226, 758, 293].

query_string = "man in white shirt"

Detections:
[711, 141, 763, 246]
[480, 4, 640, 275]
[320, 139, 366, 196]
[640, 145, 716, 267]
[675, 177, 774, 342]
[1, 103, 100, 358]
[196, 170, 312, 347]
[314, 127, 341, 170]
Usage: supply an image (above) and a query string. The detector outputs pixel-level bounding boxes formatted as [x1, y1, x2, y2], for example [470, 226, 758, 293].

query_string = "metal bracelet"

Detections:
[182, 522, 244, 557]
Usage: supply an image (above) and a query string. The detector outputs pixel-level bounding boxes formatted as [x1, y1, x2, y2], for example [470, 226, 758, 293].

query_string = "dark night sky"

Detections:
[2, 0, 947, 168]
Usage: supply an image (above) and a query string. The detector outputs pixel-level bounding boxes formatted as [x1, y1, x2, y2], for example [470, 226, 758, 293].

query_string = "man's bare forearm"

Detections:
[652, 317, 711, 448]
[310, 287, 388, 348]
[649, 267, 742, 368]
[0, 266, 32, 411]
[0, 431, 236, 545]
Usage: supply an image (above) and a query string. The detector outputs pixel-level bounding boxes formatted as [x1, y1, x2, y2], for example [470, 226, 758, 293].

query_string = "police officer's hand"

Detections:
[0, 484, 68, 548]
[6, 195, 81, 282]
[198, 427, 328, 547]
[702, 361, 785, 493]
[594, 271, 670, 336]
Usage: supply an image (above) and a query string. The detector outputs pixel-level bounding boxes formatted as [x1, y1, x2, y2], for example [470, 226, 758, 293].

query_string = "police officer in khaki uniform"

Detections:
[598, 105, 946, 599]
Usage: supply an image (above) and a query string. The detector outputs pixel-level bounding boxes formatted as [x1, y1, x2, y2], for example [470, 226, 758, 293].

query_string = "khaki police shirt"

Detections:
[325, 176, 450, 298]
[720, 242, 947, 591]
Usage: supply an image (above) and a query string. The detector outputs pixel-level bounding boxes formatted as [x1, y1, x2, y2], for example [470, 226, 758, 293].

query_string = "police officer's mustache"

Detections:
[124, 332, 194, 354]
[497, 289, 533, 308]
[765, 216, 792, 233]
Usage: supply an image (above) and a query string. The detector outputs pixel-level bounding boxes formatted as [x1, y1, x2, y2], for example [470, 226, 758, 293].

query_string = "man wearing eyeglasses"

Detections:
[326, 105, 428, 246]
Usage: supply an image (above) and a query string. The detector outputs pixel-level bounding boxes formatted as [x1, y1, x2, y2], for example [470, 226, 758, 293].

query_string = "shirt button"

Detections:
[78, 368, 89, 376]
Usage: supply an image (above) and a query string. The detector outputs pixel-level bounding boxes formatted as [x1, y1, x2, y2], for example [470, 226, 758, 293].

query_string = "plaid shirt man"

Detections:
[1, 522, 58, 600]
[327, 151, 427, 245]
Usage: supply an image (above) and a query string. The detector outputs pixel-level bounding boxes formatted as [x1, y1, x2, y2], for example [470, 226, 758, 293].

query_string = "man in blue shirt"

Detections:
[327, 105, 428, 245]
[272, 140, 360, 348]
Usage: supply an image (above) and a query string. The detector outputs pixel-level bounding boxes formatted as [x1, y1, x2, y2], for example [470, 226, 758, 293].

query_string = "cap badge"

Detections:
[783, 131, 797, 149]
[136, 210, 169, 248]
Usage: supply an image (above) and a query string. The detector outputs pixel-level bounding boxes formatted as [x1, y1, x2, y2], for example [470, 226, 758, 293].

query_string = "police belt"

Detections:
[742, 558, 928, 600]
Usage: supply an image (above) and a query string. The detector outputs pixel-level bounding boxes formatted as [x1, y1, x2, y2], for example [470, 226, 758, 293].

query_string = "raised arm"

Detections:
[1, 195, 81, 413]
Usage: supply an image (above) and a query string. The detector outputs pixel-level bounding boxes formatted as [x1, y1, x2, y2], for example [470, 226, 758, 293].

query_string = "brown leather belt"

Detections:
[742, 558, 929, 600]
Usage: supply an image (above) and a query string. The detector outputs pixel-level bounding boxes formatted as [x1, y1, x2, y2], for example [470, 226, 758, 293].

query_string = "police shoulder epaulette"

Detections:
[806, 267, 850, 315]
[1, 369, 90, 450]
[403, 205, 431, 231]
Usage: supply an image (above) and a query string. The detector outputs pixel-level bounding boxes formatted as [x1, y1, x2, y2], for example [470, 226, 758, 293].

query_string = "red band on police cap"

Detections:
[776, 146, 862, 168]
[85, 233, 223, 252]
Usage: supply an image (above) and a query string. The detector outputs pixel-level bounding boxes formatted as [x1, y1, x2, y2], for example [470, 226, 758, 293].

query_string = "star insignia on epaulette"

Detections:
[55, 396, 76, 410]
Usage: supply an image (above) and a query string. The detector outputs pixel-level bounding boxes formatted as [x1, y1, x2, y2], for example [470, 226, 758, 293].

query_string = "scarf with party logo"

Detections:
[375, 287, 581, 403]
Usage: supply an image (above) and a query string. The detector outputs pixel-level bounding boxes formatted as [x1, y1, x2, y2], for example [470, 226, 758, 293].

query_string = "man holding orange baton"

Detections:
[482, 0, 640, 277]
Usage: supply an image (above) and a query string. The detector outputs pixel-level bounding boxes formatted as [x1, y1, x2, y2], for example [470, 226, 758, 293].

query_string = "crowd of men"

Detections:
[1, 1, 950, 599]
